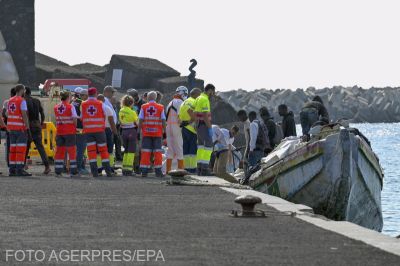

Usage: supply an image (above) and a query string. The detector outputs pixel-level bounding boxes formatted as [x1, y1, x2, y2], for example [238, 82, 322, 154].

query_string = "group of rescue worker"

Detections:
[2, 83, 220, 178]
[3, 83, 329, 179]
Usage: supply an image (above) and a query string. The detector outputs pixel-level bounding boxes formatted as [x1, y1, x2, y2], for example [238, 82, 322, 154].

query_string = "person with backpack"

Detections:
[248, 111, 269, 168]
[259, 107, 283, 150]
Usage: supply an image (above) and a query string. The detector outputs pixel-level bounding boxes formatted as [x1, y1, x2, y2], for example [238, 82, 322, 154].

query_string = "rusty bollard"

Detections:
[231, 195, 265, 218]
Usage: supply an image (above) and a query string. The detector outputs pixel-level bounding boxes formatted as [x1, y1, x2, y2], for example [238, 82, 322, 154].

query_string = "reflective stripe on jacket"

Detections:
[54, 101, 76, 135]
[81, 99, 105, 133]
[7, 96, 26, 131]
[141, 102, 164, 137]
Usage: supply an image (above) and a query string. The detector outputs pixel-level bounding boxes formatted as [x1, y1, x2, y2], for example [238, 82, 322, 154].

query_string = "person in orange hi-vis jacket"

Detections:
[53, 91, 78, 177]
[6, 84, 30, 176]
[138, 91, 166, 177]
[81, 87, 116, 178]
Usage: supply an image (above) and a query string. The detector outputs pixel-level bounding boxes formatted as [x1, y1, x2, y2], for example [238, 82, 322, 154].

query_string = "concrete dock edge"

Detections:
[192, 175, 400, 257]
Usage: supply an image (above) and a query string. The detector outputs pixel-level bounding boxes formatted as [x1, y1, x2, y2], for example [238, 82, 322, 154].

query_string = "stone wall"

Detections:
[0, 0, 35, 86]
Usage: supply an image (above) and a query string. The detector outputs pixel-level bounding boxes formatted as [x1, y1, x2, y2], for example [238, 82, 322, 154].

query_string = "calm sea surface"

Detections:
[352, 123, 400, 237]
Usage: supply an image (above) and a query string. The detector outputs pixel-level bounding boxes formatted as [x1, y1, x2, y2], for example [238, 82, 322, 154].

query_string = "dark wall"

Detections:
[0, 0, 35, 86]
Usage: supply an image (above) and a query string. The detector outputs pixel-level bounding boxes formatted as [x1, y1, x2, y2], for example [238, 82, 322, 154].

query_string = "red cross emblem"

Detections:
[8, 103, 16, 113]
[57, 104, 66, 114]
[87, 105, 97, 116]
[147, 106, 157, 116]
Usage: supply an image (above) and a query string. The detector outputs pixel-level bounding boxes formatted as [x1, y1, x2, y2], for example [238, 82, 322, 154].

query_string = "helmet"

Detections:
[176, 86, 188, 99]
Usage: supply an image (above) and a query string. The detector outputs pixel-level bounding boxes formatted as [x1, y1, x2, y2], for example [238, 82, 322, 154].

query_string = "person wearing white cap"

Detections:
[74, 87, 82, 95]
[165, 86, 188, 173]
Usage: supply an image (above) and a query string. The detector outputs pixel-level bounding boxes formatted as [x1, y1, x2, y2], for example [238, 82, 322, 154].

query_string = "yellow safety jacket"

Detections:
[119, 106, 138, 129]
[194, 93, 211, 122]
[179, 97, 197, 134]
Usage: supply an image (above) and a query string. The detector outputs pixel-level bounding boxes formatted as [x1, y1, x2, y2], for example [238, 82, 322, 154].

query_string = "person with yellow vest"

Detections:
[6, 84, 30, 176]
[165, 86, 188, 173]
[139, 91, 166, 177]
[178, 88, 201, 173]
[81, 87, 116, 178]
[119, 95, 138, 176]
[194, 84, 216, 176]
[53, 91, 78, 177]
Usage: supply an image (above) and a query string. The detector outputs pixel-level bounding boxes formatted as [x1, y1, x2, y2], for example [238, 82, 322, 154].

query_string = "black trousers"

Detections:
[25, 126, 49, 167]
[113, 129, 123, 160]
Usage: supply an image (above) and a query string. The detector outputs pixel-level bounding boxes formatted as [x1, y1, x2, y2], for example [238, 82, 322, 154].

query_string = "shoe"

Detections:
[16, 170, 32, 177]
[55, 173, 63, 178]
[141, 173, 148, 178]
[155, 169, 165, 178]
[123, 171, 135, 177]
[106, 172, 116, 178]
[199, 169, 214, 176]
[9, 172, 16, 177]
[79, 169, 90, 175]
[70, 173, 81, 178]
[43, 166, 51, 175]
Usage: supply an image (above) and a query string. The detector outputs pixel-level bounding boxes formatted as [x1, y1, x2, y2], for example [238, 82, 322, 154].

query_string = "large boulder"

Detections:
[71, 63, 107, 79]
[104, 54, 180, 90]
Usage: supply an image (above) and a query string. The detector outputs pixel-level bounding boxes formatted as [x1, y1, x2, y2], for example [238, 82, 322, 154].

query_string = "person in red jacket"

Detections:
[81, 87, 114, 178]
[6, 84, 30, 176]
[54, 91, 78, 177]
[138, 91, 166, 177]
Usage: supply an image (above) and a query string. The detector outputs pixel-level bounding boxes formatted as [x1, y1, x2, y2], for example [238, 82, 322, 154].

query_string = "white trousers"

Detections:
[166, 124, 183, 160]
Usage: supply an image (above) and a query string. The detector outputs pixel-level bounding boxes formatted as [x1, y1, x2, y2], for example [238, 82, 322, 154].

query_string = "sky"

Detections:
[35, 0, 400, 91]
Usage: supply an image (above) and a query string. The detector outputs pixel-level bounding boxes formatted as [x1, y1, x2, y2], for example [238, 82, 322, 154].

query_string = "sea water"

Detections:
[353, 123, 400, 237]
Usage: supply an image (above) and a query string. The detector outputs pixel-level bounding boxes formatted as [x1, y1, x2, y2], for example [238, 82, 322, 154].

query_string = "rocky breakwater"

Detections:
[218, 86, 400, 123]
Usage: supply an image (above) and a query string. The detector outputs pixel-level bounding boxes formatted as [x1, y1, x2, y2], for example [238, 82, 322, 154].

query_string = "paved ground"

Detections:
[0, 172, 399, 265]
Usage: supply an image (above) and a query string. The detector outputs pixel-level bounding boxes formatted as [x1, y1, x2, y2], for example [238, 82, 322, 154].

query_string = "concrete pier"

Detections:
[0, 165, 399, 265]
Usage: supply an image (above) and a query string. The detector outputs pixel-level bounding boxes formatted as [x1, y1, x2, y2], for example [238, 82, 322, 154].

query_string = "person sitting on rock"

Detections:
[300, 96, 330, 139]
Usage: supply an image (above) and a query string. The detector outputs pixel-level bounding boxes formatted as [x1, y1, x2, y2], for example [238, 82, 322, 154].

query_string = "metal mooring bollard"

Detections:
[231, 195, 265, 218]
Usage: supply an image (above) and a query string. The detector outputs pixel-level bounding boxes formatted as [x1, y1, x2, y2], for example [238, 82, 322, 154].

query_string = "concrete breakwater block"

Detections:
[218, 86, 400, 123]
[0, 51, 19, 84]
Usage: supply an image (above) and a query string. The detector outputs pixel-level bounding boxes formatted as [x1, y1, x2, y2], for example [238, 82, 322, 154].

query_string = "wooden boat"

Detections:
[249, 125, 383, 231]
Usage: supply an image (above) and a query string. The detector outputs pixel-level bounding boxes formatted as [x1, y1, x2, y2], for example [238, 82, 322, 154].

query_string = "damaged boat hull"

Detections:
[250, 129, 383, 231]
